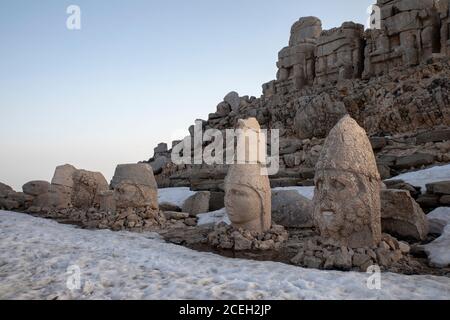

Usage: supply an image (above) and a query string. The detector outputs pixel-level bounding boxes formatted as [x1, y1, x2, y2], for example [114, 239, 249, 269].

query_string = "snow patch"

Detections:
[427, 207, 450, 235]
[158, 187, 196, 207]
[387, 164, 450, 193]
[272, 186, 315, 200]
[424, 224, 450, 268]
[197, 208, 230, 226]
[1, 211, 450, 300]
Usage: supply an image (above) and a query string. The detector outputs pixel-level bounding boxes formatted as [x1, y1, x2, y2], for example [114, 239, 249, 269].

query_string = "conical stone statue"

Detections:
[313, 115, 382, 248]
[225, 118, 271, 233]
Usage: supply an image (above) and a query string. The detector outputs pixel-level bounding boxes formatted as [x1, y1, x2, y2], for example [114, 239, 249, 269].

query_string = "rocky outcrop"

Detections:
[364, 0, 442, 79]
[148, 63, 450, 192]
[275, 17, 322, 93]
[315, 22, 365, 84]
[294, 93, 347, 139]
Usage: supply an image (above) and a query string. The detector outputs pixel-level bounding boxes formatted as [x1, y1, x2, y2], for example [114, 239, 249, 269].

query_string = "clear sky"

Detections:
[0, 0, 374, 190]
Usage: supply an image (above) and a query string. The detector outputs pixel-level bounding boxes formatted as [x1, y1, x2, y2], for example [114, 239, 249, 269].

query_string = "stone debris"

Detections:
[291, 233, 414, 272]
[208, 222, 289, 251]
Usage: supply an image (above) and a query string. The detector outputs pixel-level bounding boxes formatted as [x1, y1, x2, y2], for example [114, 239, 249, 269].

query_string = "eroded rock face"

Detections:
[381, 189, 429, 240]
[364, 0, 442, 78]
[276, 17, 322, 92]
[225, 118, 271, 233]
[313, 115, 382, 248]
[294, 93, 348, 139]
[315, 22, 365, 84]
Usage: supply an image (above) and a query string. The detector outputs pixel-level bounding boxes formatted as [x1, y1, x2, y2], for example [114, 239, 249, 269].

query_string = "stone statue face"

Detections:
[225, 184, 262, 225]
[314, 169, 375, 244]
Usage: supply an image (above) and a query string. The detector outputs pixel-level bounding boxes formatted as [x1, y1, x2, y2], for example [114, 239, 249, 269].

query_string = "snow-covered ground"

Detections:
[387, 164, 450, 193]
[1, 211, 450, 300]
[425, 207, 450, 268]
[273, 186, 315, 200]
[158, 187, 196, 207]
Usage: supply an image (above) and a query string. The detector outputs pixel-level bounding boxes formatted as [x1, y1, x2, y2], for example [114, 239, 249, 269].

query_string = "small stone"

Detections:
[291, 251, 305, 265]
[379, 241, 390, 250]
[233, 232, 252, 251]
[164, 211, 189, 220]
[256, 240, 275, 251]
[184, 218, 197, 227]
[398, 241, 411, 254]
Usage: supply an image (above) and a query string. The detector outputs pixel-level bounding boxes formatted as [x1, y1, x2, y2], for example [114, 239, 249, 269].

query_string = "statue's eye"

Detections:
[331, 179, 346, 191]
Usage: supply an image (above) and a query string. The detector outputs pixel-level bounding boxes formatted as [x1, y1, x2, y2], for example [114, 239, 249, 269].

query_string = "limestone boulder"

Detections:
[381, 189, 429, 241]
[30, 184, 71, 211]
[22, 181, 51, 197]
[111, 163, 158, 189]
[71, 170, 109, 209]
[99, 190, 116, 213]
[271, 190, 313, 228]
[51, 164, 77, 188]
[394, 153, 435, 170]
[111, 164, 158, 210]
[182, 191, 210, 216]
[426, 181, 450, 195]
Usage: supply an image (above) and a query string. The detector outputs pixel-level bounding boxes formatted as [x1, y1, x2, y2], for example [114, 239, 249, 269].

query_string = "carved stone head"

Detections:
[224, 118, 271, 233]
[313, 115, 382, 248]
[225, 164, 271, 233]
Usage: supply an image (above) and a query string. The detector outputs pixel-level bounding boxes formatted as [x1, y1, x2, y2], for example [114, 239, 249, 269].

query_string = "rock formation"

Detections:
[313, 115, 382, 248]
[364, 0, 442, 78]
[315, 22, 365, 84]
[224, 118, 271, 233]
[148, 2, 450, 197]
[275, 17, 322, 93]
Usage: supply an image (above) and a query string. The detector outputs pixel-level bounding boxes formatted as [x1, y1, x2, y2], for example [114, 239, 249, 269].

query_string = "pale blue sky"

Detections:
[0, 0, 374, 190]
